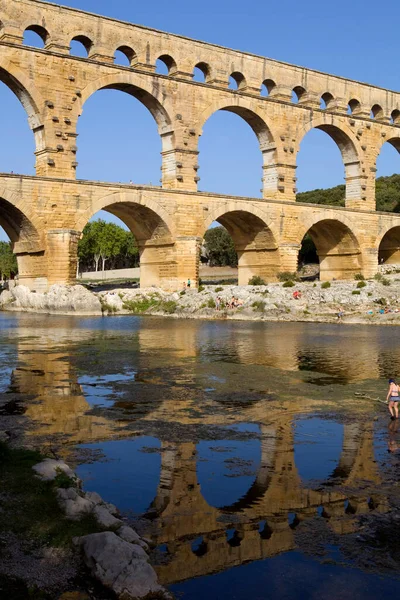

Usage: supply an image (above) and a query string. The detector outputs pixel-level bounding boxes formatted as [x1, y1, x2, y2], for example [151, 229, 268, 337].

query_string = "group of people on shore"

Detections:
[215, 296, 244, 310]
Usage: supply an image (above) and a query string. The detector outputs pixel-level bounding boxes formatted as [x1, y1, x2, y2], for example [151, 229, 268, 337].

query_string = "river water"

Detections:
[1, 312, 400, 599]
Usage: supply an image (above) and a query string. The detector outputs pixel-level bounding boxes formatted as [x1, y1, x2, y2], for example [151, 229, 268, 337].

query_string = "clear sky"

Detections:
[1, 0, 399, 240]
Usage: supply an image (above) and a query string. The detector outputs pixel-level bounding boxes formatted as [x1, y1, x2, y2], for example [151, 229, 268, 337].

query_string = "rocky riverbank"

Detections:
[1, 274, 400, 325]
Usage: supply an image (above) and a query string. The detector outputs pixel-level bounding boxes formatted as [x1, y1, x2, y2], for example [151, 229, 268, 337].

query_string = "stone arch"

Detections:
[320, 92, 335, 110]
[377, 225, 400, 265]
[391, 110, 400, 125]
[193, 61, 212, 83]
[156, 54, 177, 75]
[296, 216, 362, 280]
[0, 194, 42, 247]
[203, 205, 280, 284]
[297, 116, 363, 206]
[79, 73, 174, 137]
[70, 34, 93, 56]
[292, 85, 306, 103]
[0, 61, 44, 151]
[0, 193, 45, 289]
[348, 98, 362, 115]
[198, 101, 278, 197]
[229, 71, 246, 90]
[114, 45, 136, 66]
[23, 24, 50, 47]
[77, 192, 176, 289]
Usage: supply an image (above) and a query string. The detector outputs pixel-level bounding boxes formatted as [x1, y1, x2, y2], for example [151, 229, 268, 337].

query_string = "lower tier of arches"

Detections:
[2, 179, 400, 291]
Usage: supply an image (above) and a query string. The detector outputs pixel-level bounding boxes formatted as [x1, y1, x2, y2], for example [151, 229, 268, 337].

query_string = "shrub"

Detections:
[321, 281, 331, 289]
[277, 271, 297, 282]
[248, 275, 266, 286]
[382, 278, 391, 286]
[282, 280, 295, 288]
[180, 290, 186, 296]
[100, 299, 118, 314]
[374, 273, 383, 282]
[356, 280, 367, 288]
[198, 285, 205, 292]
[303, 309, 310, 315]
[367, 292, 372, 296]
[122, 297, 160, 313]
[251, 300, 265, 312]
[207, 298, 216, 309]
[373, 297, 387, 306]
[215, 287, 223, 292]
[352, 290, 361, 295]
[161, 300, 177, 314]
[354, 273, 365, 281]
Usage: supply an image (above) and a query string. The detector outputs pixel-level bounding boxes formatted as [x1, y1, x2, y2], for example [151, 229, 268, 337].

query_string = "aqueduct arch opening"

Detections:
[78, 198, 176, 289]
[198, 105, 276, 198]
[203, 209, 280, 285]
[298, 219, 362, 281]
[297, 123, 362, 208]
[0, 197, 45, 288]
[378, 226, 400, 265]
[79, 77, 176, 187]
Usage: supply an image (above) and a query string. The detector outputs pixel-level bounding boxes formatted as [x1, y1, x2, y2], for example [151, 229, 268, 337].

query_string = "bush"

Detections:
[215, 287, 223, 292]
[198, 285, 205, 292]
[248, 275, 266, 286]
[352, 290, 361, 295]
[161, 300, 177, 314]
[368, 292, 372, 296]
[374, 273, 383, 282]
[277, 271, 297, 282]
[356, 280, 367, 288]
[382, 278, 391, 286]
[354, 273, 365, 281]
[282, 280, 295, 288]
[374, 297, 387, 306]
[180, 290, 186, 296]
[207, 298, 216, 309]
[251, 300, 265, 312]
[321, 281, 331, 289]
[122, 296, 160, 313]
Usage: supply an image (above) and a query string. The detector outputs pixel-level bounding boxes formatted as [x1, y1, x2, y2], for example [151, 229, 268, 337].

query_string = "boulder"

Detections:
[117, 526, 149, 551]
[57, 488, 94, 520]
[76, 532, 169, 599]
[33, 459, 76, 482]
[93, 505, 122, 529]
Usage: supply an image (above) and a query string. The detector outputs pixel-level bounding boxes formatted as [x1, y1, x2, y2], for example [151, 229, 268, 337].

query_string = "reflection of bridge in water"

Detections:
[148, 419, 388, 585]
[1, 321, 392, 584]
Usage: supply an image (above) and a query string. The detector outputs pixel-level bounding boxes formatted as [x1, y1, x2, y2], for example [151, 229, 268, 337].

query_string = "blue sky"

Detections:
[1, 0, 399, 240]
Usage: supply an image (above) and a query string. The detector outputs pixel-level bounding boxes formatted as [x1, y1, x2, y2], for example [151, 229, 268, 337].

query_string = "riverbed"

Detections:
[1, 313, 400, 599]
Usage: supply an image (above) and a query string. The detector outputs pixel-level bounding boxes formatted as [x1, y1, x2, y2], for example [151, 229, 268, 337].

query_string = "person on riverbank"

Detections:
[387, 378, 400, 420]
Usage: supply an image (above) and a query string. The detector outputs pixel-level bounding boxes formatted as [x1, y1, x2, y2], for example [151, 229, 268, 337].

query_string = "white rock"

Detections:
[85, 491, 103, 505]
[57, 487, 94, 520]
[93, 505, 123, 529]
[117, 526, 149, 551]
[33, 459, 76, 482]
[77, 532, 168, 599]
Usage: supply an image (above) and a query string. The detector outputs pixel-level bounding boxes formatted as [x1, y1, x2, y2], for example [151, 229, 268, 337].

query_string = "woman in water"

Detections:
[387, 378, 399, 420]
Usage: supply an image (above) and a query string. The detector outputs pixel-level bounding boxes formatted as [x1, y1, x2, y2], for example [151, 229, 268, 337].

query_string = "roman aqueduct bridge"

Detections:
[1, 0, 400, 289]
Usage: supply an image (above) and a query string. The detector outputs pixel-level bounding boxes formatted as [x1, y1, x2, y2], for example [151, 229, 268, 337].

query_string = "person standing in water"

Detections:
[387, 378, 399, 420]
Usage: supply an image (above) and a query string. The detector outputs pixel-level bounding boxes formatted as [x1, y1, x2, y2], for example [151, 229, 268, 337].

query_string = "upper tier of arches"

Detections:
[0, 0, 397, 124]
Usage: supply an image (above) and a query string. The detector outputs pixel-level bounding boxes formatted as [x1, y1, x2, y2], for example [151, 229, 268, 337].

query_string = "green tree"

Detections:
[77, 220, 140, 273]
[203, 226, 238, 267]
[0, 241, 18, 279]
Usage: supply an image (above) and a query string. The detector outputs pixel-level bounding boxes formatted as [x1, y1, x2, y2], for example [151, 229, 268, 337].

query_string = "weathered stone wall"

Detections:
[0, 0, 400, 290]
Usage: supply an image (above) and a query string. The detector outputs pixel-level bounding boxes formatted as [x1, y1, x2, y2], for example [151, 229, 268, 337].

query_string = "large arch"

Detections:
[297, 117, 363, 207]
[197, 102, 278, 198]
[77, 193, 176, 289]
[0, 195, 46, 289]
[203, 205, 280, 284]
[0, 62, 45, 162]
[378, 226, 400, 265]
[79, 74, 176, 187]
[296, 217, 362, 280]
